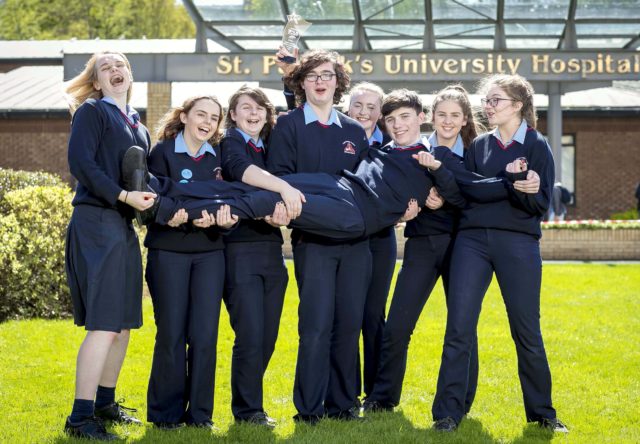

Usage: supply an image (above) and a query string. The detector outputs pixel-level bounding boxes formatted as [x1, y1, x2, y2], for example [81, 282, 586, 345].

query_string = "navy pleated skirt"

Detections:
[65, 205, 143, 332]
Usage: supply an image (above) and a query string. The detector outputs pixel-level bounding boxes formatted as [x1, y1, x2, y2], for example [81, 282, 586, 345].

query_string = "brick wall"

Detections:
[540, 229, 640, 260]
[146, 82, 171, 145]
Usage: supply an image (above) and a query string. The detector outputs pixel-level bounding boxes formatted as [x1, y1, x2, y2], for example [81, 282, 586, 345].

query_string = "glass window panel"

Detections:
[504, 0, 570, 19]
[286, 0, 353, 20]
[364, 24, 424, 37]
[436, 38, 495, 50]
[236, 39, 283, 50]
[578, 37, 632, 48]
[194, 0, 283, 20]
[359, 0, 425, 20]
[575, 0, 640, 19]
[369, 39, 423, 50]
[504, 23, 565, 36]
[507, 38, 559, 49]
[434, 24, 495, 37]
[432, 0, 497, 20]
[576, 24, 640, 35]
[561, 137, 575, 195]
[305, 24, 354, 37]
[215, 25, 282, 37]
[304, 39, 354, 50]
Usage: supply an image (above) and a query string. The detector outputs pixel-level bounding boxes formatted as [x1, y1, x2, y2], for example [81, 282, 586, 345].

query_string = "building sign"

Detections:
[64, 51, 640, 83]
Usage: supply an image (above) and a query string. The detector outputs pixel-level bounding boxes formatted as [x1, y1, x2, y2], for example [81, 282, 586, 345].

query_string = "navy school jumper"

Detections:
[267, 104, 372, 417]
[145, 135, 226, 425]
[220, 128, 288, 420]
[66, 98, 149, 332]
[432, 125, 557, 424]
[367, 135, 479, 413]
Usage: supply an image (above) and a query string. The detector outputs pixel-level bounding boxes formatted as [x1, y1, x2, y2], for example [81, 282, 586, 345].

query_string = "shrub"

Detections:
[0, 185, 74, 321]
[610, 208, 639, 220]
[0, 168, 67, 212]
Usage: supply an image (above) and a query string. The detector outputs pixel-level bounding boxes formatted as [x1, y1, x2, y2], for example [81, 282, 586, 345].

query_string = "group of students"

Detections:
[62, 47, 567, 441]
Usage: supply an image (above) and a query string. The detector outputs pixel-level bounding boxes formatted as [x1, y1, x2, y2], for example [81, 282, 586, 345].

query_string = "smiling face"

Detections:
[93, 53, 132, 101]
[230, 94, 267, 140]
[432, 99, 467, 147]
[483, 85, 522, 128]
[301, 61, 338, 109]
[384, 106, 425, 147]
[348, 90, 382, 137]
[180, 98, 222, 146]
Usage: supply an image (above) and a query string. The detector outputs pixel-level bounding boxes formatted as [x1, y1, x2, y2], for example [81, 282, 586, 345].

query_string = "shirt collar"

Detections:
[490, 119, 528, 146]
[303, 102, 342, 127]
[387, 135, 431, 151]
[101, 96, 139, 125]
[428, 131, 465, 157]
[369, 125, 384, 146]
[174, 131, 216, 158]
[233, 127, 264, 149]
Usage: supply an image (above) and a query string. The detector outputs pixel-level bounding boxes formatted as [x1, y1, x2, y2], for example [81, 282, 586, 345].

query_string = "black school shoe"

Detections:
[94, 400, 142, 425]
[362, 399, 394, 414]
[433, 416, 458, 432]
[121, 145, 159, 225]
[292, 413, 322, 425]
[539, 417, 569, 433]
[326, 408, 365, 422]
[64, 416, 118, 441]
[153, 422, 185, 430]
[235, 411, 277, 428]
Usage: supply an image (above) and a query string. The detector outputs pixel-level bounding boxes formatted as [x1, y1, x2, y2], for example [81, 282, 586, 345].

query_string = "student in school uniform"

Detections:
[220, 85, 304, 427]
[346, 82, 419, 404]
[144, 95, 237, 430]
[363, 86, 482, 414]
[430, 74, 568, 433]
[63, 51, 156, 441]
[266, 49, 372, 423]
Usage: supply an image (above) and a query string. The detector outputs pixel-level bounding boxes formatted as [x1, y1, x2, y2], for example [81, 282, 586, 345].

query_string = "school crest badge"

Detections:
[343, 141, 356, 155]
[214, 167, 223, 181]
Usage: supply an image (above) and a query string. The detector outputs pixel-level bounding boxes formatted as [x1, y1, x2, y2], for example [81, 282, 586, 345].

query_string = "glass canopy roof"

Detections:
[184, 0, 640, 52]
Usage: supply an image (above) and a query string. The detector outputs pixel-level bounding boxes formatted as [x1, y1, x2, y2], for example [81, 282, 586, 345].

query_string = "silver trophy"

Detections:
[279, 13, 312, 63]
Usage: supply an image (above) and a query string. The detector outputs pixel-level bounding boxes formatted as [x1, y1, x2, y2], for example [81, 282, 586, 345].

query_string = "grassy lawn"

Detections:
[0, 262, 638, 443]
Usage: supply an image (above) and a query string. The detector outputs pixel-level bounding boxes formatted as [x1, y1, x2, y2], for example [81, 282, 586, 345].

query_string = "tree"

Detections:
[0, 0, 195, 40]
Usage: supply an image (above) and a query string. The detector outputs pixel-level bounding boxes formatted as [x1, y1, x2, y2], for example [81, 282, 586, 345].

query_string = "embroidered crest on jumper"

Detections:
[343, 141, 356, 155]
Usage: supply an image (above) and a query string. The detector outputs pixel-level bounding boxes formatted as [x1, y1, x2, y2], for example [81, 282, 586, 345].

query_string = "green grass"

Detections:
[1, 262, 639, 443]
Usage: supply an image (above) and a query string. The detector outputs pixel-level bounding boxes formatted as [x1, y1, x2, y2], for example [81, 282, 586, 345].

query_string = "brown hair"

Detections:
[284, 49, 350, 106]
[225, 85, 276, 142]
[381, 88, 423, 118]
[478, 74, 537, 128]
[155, 96, 224, 146]
[429, 84, 484, 148]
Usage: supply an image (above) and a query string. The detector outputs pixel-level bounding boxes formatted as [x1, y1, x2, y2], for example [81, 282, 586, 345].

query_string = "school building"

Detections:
[1, 0, 639, 219]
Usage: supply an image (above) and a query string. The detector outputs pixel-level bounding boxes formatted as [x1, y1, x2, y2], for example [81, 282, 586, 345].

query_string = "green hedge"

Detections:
[0, 168, 66, 212]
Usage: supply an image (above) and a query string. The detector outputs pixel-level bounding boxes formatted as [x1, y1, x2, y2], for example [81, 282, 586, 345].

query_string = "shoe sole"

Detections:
[133, 169, 145, 225]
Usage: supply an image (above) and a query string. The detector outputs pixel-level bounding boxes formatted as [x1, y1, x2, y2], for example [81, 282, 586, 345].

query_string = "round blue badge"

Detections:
[179, 179, 189, 184]
[181, 169, 193, 180]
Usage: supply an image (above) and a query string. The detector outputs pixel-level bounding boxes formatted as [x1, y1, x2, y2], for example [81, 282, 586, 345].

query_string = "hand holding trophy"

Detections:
[278, 13, 311, 64]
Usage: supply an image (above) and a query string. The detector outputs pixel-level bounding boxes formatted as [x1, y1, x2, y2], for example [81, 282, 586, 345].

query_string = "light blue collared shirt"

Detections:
[101, 96, 139, 125]
[491, 119, 528, 146]
[369, 125, 384, 146]
[174, 131, 216, 158]
[303, 102, 342, 127]
[232, 127, 265, 149]
[388, 135, 431, 151]
[428, 131, 465, 158]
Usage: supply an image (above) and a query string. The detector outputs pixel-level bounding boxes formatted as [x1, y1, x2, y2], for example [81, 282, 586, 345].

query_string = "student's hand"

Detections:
[124, 190, 157, 212]
[276, 46, 298, 75]
[280, 185, 306, 219]
[167, 208, 188, 227]
[215, 204, 239, 229]
[506, 157, 528, 173]
[412, 152, 442, 170]
[264, 201, 291, 227]
[513, 170, 540, 194]
[425, 187, 444, 210]
[192, 210, 216, 228]
[398, 199, 420, 223]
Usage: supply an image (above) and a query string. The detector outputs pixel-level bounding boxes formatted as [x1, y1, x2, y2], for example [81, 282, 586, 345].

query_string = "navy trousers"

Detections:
[368, 234, 478, 411]
[356, 227, 397, 400]
[146, 249, 225, 424]
[223, 241, 288, 419]
[153, 174, 367, 241]
[292, 239, 372, 417]
[432, 229, 556, 423]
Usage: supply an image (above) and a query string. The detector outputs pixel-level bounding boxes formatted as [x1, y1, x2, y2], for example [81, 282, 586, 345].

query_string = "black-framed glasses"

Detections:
[481, 97, 516, 107]
[304, 72, 336, 82]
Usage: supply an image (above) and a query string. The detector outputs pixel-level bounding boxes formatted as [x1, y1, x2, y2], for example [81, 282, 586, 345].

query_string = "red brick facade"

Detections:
[1, 113, 639, 219]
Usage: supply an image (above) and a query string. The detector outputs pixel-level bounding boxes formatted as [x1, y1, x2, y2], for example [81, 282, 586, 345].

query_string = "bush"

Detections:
[610, 208, 639, 220]
[0, 185, 74, 321]
[0, 168, 67, 212]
